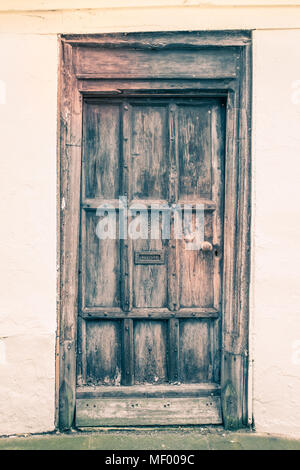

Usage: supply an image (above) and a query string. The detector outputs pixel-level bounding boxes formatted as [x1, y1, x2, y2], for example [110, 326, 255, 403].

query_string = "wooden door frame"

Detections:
[57, 31, 252, 431]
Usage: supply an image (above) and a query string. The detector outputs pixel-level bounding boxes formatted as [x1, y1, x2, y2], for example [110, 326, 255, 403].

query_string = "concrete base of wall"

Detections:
[1, 429, 300, 450]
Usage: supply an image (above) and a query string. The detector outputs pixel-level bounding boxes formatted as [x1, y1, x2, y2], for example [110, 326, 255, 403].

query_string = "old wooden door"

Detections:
[59, 32, 252, 431]
[76, 96, 225, 426]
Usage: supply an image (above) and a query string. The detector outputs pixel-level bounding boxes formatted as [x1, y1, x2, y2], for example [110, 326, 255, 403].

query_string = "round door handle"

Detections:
[200, 241, 213, 252]
[184, 233, 196, 243]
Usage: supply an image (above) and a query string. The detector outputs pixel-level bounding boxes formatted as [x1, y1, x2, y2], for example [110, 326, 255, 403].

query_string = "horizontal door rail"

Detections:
[80, 307, 220, 319]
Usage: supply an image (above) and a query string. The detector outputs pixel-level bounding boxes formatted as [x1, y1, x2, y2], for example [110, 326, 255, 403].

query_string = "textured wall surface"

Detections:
[252, 30, 300, 438]
[0, 2, 300, 437]
[0, 34, 57, 435]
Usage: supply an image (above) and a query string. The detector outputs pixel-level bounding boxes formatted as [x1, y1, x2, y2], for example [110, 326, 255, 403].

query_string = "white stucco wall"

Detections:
[0, 34, 58, 435]
[252, 30, 300, 437]
[0, 1, 299, 438]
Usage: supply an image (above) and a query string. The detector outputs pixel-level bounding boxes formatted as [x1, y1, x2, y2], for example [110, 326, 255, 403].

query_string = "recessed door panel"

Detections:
[131, 105, 169, 200]
[82, 211, 120, 308]
[83, 103, 121, 199]
[86, 320, 122, 386]
[178, 104, 213, 200]
[134, 320, 168, 385]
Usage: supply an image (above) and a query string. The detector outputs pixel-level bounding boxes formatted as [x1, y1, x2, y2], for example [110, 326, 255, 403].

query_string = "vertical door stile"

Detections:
[121, 100, 133, 313]
[211, 102, 224, 382]
[211, 104, 222, 313]
[223, 91, 238, 338]
[77, 178, 86, 388]
[77, 206, 85, 385]
[122, 318, 134, 385]
[168, 317, 180, 383]
[167, 102, 179, 312]
[168, 103, 180, 382]
[78, 108, 87, 385]
[121, 101, 134, 385]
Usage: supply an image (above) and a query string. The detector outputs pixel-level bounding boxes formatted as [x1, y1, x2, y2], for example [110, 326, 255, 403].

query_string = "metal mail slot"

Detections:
[134, 250, 165, 265]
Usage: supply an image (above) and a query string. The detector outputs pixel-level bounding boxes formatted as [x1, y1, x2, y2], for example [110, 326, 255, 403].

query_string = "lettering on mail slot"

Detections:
[134, 250, 165, 265]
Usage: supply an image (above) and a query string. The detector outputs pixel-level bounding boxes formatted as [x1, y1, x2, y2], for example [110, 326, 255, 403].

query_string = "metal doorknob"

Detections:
[200, 241, 213, 252]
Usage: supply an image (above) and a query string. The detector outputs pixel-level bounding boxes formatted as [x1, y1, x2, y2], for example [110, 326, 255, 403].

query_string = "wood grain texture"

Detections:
[74, 47, 238, 79]
[179, 319, 220, 384]
[122, 319, 134, 386]
[179, 215, 214, 308]
[131, 104, 169, 199]
[121, 103, 133, 311]
[83, 102, 120, 199]
[58, 41, 82, 430]
[168, 318, 180, 382]
[80, 307, 219, 319]
[86, 320, 122, 386]
[76, 397, 222, 426]
[79, 98, 224, 401]
[77, 383, 221, 399]
[133, 320, 168, 384]
[133, 232, 168, 309]
[221, 42, 252, 429]
[78, 79, 236, 95]
[64, 31, 251, 49]
[82, 211, 120, 308]
[178, 103, 212, 199]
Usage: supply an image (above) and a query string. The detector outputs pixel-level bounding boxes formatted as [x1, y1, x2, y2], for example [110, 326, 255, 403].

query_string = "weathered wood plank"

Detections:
[77, 383, 221, 399]
[64, 31, 252, 49]
[179, 320, 216, 383]
[167, 104, 180, 312]
[86, 320, 122, 386]
[179, 235, 214, 308]
[121, 102, 133, 312]
[78, 79, 236, 94]
[76, 397, 222, 426]
[178, 103, 213, 199]
[83, 102, 121, 198]
[81, 197, 218, 210]
[131, 104, 169, 199]
[221, 42, 252, 430]
[82, 211, 120, 308]
[122, 319, 134, 386]
[168, 318, 179, 382]
[59, 40, 82, 430]
[221, 352, 248, 429]
[80, 307, 220, 319]
[129, 102, 169, 309]
[133, 321, 168, 384]
[211, 102, 225, 314]
[74, 47, 238, 79]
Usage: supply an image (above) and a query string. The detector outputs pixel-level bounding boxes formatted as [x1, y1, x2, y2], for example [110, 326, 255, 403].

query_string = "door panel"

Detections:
[133, 219, 168, 308]
[131, 105, 169, 200]
[77, 96, 225, 425]
[179, 319, 219, 383]
[179, 214, 214, 307]
[84, 103, 121, 199]
[86, 320, 122, 386]
[178, 104, 213, 199]
[82, 211, 120, 308]
[134, 320, 168, 385]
